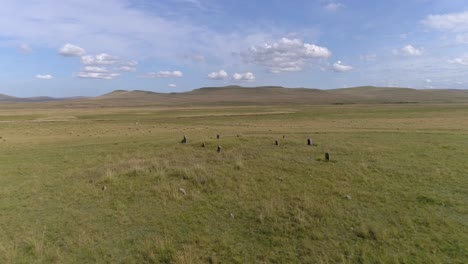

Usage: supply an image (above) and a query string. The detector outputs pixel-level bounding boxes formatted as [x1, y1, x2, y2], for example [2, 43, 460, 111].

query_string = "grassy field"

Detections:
[0, 103, 467, 263]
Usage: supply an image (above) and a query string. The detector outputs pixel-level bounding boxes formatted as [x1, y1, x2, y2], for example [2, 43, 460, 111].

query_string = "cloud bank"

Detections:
[246, 38, 331, 73]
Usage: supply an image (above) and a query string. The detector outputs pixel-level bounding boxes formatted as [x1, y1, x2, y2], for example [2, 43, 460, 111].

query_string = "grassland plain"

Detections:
[0, 103, 467, 263]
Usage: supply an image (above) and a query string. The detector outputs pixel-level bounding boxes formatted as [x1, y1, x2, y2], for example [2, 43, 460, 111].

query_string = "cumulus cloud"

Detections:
[0, 0, 311, 82]
[77, 72, 120, 80]
[0, 0, 301, 73]
[168, 83, 177, 88]
[246, 37, 331, 73]
[400, 45, 422, 56]
[449, 55, 468, 65]
[232, 72, 255, 82]
[142, 70, 183, 78]
[19, 44, 32, 54]
[81, 53, 118, 65]
[325, 2, 343, 12]
[332, 61, 353, 72]
[78, 64, 126, 80]
[78, 65, 136, 80]
[82, 66, 109, 73]
[59, 44, 86, 57]
[208, 70, 228, 80]
[62, 47, 137, 79]
[35, 74, 53, 80]
[425, 79, 432, 83]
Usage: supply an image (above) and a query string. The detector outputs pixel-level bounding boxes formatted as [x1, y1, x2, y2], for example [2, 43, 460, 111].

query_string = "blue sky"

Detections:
[1, 0, 468, 97]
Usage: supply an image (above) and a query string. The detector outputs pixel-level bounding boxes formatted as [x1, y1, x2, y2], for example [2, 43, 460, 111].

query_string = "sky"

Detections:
[1, 0, 468, 97]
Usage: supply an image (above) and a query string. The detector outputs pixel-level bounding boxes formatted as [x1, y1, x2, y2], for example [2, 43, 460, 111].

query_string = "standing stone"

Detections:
[217, 146, 222, 153]
[202, 142, 206, 148]
[181, 135, 187, 144]
[325, 152, 330, 161]
[275, 140, 279, 146]
[307, 138, 312, 146]
[217, 134, 220, 139]
[283, 135, 286, 139]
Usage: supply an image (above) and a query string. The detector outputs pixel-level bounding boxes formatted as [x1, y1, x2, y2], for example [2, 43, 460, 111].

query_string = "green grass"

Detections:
[0, 104, 467, 263]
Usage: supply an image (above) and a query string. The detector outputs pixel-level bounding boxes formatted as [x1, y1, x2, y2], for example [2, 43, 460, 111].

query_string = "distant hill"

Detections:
[328, 86, 468, 103]
[0, 93, 17, 101]
[89, 86, 468, 106]
[90, 85, 355, 106]
[0, 93, 82, 102]
[1, 86, 468, 108]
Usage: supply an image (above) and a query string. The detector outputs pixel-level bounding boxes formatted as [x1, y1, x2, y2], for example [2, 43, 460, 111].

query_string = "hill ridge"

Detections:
[1, 86, 468, 107]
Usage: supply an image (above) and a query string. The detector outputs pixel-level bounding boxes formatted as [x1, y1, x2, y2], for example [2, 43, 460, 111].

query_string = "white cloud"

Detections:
[168, 83, 177, 88]
[208, 70, 228, 80]
[69, 51, 136, 78]
[232, 72, 255, 82]
[449, 55, 468, 65]
[325, 2, 343, 12]
[332, 61, 353, 72]
[19, 44, 32, 54]
[78, 63, 127, 79]
[35, 74, 53, 80]
[123, 60, 138, 66]
[142, 71, 183, 78]
[400, 45, 422, 56]
[425, 79, 432, 83]
[0, 0, 236, 62]
[0, 0, 303, 73]
[118, 66, 137, 72]
[423, 11, 468, 32]
[59, 43, 86, 57]
[77, 72, 120, 80]
[423, 11, 468, 46]
[246, 37, 331, 73]
[83, 66, 109, 73]
[81, 53, 118, 65]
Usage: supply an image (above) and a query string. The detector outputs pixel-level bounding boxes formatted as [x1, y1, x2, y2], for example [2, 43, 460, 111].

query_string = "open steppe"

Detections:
[0, 87, 467, 263]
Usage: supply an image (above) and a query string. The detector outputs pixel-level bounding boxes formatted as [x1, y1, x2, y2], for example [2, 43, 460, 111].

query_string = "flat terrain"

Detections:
[0, 103, 467, 263]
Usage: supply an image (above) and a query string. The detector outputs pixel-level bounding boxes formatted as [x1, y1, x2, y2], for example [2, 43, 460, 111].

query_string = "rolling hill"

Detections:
[90, 86, 356, 106]
[88, 85, 468, 106]
[1, 86, 468, 108]
[0, 93, 79, 102]
[329, 86, 468, 103]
